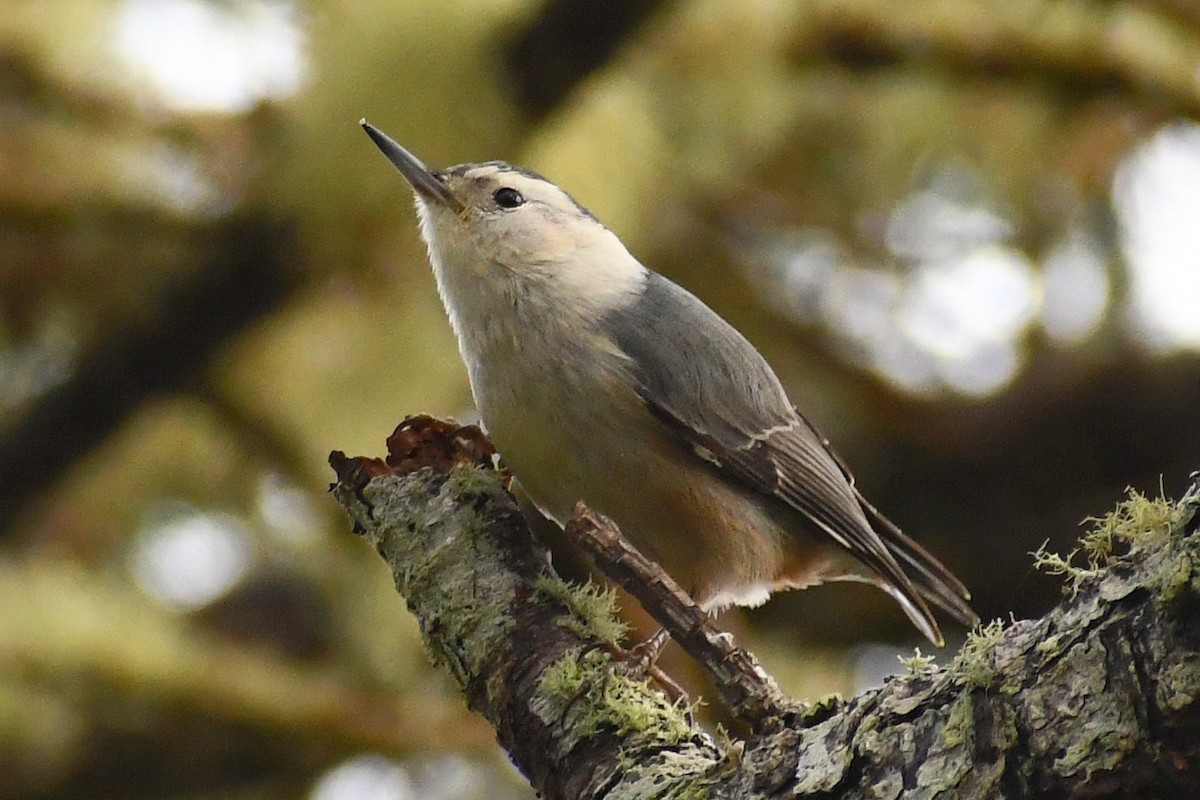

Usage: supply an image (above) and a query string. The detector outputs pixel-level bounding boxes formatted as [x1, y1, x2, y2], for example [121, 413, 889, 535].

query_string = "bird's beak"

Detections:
[360, 120, 465, 214]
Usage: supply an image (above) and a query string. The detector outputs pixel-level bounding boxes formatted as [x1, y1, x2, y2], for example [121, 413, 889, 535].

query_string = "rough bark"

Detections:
[330, 417, 1200, 799]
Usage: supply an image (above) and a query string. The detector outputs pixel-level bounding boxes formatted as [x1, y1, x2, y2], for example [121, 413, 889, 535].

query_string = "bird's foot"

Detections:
[606, 627, 689, 705]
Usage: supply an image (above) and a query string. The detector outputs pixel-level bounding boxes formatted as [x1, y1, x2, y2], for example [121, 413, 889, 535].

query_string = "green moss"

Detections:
[939, 694, 974, 748]
[617, 750, 724, 799]
[952, 619, 1006, 689]
[1156, 550, 1195, 606]
[1056, 703, 1138, 775]
[1030, 540, 1101, 598]
[808, 693, 843, 714]
[364, 474, 519, 690]
[401, 472, 439, 501]
[1084, 489, 1181, 549]
[534, 575, 628, 645]
[899, 647, 937, 676]
[536, 648, 692, 745]
[445, 464, 506, 497]
[413, 549, 517, 687]
[1158, 655, 1200, 711]
[1033, 490, 1187, 598]
[1035, 633, 1063, 656]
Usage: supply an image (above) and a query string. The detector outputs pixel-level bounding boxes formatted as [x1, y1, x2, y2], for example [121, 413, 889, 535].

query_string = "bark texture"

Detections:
[330, 418, 1200, 799]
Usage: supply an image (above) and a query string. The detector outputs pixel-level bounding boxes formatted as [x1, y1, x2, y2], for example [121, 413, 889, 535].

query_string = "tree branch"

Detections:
[796, 0, 1200, 117]
[330, 417, 1200, 799]
[0, 212, 299, 536]
[563, 505, 797, 729]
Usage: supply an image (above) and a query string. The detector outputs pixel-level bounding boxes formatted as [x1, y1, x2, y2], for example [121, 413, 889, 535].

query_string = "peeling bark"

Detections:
[330, 418, 1200, 799]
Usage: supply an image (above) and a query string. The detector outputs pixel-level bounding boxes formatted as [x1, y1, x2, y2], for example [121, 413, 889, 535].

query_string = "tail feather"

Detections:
[855, 486, 979, 629]
[879, 581, 946, 647]
[790, 410, 977, 640]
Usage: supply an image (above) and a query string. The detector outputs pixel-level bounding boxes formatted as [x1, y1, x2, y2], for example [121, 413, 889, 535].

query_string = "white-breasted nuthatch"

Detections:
[362, 120, 977, 646]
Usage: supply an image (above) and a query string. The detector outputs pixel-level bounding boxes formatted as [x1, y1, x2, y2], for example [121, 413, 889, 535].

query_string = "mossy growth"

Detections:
[445, 463, 507, 498]
[953, 490, 1195, 695]
[615, 749, 727, 800]
[795, 692, 844, 725]
[1158, 656, 1200, 711]
[1156, 547, 1196, 607]
[899, 647, 938, 676]
[1032, 489, 1185, 597]
[939, 693, 974, 749]
[950, 619, 1008, 690]
[365, 472, 518, 687]
[537, 647, 693, 746]
[534, 574, 628, 645]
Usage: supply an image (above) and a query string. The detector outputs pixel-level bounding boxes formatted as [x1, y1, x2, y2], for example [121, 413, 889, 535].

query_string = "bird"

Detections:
[361, 120, 978, 647]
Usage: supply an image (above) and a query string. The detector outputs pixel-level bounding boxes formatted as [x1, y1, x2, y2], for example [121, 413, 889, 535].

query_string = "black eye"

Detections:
[493, 187, 525, 209]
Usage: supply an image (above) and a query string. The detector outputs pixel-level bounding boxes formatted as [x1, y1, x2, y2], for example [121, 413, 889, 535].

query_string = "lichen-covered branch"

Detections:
[564, 505, 798, 730]
[329, 417, 727, 799]
[330, 418, 1200, 799]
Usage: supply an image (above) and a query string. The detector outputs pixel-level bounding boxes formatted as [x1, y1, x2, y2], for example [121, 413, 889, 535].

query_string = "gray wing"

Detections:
[603, 272, 975, 640]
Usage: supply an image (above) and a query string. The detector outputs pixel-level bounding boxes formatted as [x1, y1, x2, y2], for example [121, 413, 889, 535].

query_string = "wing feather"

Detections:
[603, 272, 974, 642]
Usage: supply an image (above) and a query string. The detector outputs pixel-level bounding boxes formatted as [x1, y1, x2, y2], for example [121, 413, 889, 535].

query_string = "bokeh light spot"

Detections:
[131, 504, 253, 610]
[113, 0, 306, 112]
[1114, 122, 1200, 351]
[1041, 228, 1110, 344]
[310, 755, 414, 800]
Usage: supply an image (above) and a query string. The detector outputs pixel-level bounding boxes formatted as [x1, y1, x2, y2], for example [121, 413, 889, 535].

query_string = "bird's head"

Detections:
[361, 120, 631, 296]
